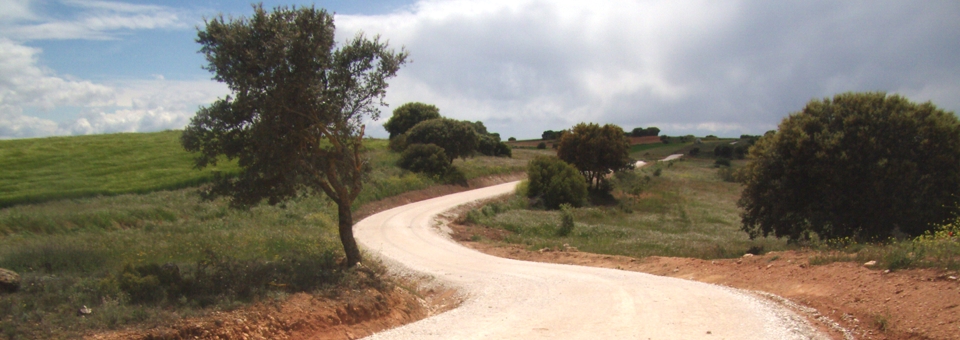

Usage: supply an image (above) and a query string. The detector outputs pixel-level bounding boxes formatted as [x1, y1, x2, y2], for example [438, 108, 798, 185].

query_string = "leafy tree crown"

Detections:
[739, 92, 960, 242]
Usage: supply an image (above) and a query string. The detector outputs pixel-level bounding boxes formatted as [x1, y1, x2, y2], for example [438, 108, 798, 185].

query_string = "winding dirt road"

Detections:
[354, 181, 827, 339]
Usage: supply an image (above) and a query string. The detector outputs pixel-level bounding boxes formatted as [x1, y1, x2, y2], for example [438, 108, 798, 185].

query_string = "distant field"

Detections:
[0, 131, 237, 208]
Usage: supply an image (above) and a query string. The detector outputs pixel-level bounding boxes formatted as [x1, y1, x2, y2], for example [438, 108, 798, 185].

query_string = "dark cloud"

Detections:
[341, 0, 960, 139]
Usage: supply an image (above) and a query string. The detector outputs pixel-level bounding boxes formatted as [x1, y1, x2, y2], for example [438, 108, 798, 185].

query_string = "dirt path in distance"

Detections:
[449, 222, 960, 340]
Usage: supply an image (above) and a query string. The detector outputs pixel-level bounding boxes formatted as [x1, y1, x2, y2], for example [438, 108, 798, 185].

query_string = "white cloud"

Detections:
[0, 0, 186, 41]
[0, 36, 227, 139]
[0, 38, 113, 108]
[0, 1, 225, 139]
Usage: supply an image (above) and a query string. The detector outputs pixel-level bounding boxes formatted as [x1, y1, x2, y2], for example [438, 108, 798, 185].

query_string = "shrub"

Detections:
[717, 167, 739, 182]
[440, 167, 468, 186]
[688, 147, 700, 156]
[714, 158, 731, 167]
[508, 137, 516, 142]
[557, 204, 575, 236]
[477, 135, 512, 157]
[714, 145, 733, 158]
[526, 156, 588, 209]
[493, 142, 512, 157]
[406, 118, 478, 161]
[398, 143, 451, 176]
[388, 133, 409, 152]
[537, 142, 547, 149]
[611, 170, 649, 196]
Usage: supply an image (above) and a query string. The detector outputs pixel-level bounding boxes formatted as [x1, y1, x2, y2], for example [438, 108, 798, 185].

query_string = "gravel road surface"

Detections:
[355, 181, 827, 340]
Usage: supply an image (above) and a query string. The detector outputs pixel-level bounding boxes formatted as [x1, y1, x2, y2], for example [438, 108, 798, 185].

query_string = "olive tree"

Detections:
[739, 92, 960, 242]
[180, 5, 407, 267]
[557, 123, 632, 190]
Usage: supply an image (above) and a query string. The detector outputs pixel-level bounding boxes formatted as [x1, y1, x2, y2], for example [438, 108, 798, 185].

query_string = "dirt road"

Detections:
[354, 181, 827, 339]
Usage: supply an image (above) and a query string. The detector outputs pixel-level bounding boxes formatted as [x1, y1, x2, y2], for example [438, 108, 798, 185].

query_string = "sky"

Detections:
[1, 0, 958, 140]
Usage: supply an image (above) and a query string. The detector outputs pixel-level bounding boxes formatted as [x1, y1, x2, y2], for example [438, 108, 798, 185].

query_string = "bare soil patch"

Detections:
[448, 222, 960, 340]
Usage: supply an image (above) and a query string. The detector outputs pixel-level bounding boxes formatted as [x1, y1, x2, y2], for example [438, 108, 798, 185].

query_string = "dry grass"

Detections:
[465, 158, 791, 259]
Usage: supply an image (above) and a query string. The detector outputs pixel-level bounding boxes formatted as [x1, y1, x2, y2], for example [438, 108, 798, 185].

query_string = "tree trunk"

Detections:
[337, 202, 362, 267]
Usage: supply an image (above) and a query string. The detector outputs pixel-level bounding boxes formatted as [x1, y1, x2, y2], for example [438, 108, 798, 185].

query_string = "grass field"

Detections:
[464, 157, 792, 259]
[0, 132, 531, 339]
[0, 131, 238, 208]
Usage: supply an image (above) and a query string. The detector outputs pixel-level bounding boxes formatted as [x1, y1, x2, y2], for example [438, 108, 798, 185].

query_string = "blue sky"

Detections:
[2, 0, 959, 140]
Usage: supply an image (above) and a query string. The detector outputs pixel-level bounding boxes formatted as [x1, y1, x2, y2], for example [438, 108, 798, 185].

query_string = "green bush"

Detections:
[405, 118, 479, 161]
[494, 141, 512, 157]
[440, 167, 468, 186]
[398, 143, 451, 176]
[526, 156, 588, 209]
[611, 170, 649, 196]
[717, 167, 739, 182]
[557, 204, 575, 236]
[537, 142, 547, 149]
[388, 133, 409, 152]
[714, 158, 731, 167]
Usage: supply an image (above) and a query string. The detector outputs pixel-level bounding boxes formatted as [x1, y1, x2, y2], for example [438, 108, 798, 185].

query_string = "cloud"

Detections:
[0, 38, 113, 108]
[0, 0, 186, 41]
[0, 36, 227, 139]
[0, 1, 226, 139]
[338, 0, 960, 139]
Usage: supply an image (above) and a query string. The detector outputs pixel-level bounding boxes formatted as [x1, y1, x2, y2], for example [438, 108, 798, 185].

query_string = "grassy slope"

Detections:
[0, 133, 529, 339]
[0, 131, 237, 208]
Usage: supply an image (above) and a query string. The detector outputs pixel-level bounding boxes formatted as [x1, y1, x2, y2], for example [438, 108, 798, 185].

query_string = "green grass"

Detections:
[466, 157, 791, 259]
[0, 133, 529, 339]
[0, 131, 238, 208]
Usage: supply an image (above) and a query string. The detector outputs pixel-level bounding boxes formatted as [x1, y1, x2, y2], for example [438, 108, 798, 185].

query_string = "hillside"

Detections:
[0, 131, 237, 208]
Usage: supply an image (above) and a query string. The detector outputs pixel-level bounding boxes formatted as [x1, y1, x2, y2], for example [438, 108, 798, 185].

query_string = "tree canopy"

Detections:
[630, 127, 660, 137]
[382, 102, 441, 139]
[180, 5, 407, 266]
[556, 123, 632, 190]
[739, 92, 960, 242]
[405, 118, 479, 162]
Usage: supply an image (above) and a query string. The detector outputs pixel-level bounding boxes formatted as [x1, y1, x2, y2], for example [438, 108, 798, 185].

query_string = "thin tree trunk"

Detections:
[337, 202, 362, 267]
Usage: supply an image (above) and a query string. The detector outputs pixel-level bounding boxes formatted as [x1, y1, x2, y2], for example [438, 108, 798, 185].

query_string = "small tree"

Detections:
[526, 156, 588, 209]
[405, 118, 478, 162]
[181, 5, 407, 267]
[557, 123, 631, 190]
[739, 92, 960, 242]
[383, 102, 440, 139]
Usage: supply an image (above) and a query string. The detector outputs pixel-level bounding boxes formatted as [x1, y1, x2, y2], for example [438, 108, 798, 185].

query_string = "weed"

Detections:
[873, 312, 891, 332]
[557, 204, 575, 237]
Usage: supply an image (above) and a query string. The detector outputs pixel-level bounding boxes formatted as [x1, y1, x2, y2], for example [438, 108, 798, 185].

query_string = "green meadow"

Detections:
[0, 131, 238, 208]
